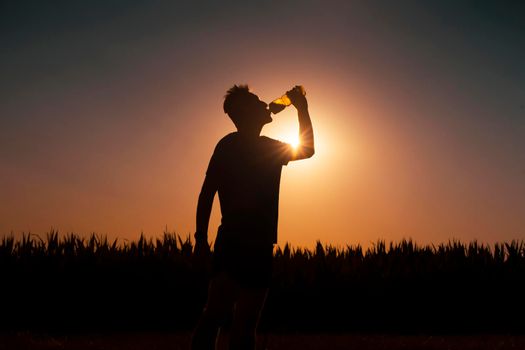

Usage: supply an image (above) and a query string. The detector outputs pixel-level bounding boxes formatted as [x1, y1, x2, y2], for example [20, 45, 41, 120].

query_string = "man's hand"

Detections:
[287, 85, 308, 112]
[193, 237, 211, 263]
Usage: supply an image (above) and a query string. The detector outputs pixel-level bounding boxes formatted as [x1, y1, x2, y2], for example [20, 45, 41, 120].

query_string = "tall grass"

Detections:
[1, 231, 524, 333]
[3, 230, 524, 263]
[1, 230, 194, 259]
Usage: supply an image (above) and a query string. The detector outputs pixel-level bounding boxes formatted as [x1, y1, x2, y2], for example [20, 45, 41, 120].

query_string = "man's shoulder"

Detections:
[207, 133, 238, 174]
[214, 132, 238, 150]
[259, 136, 285, 146]
[219, 132, 238, 143]
[259, 136, 291, 151]
[259, 136, 293, 165]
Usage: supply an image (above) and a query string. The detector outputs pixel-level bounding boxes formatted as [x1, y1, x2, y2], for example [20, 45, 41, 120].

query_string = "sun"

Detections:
[263, 120, 302, 151]
[275, 129, 300, 150]
[288, 134, 300, 150]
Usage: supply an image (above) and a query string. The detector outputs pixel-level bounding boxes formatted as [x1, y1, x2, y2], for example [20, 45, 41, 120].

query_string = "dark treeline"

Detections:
[1, 231, 524, 333]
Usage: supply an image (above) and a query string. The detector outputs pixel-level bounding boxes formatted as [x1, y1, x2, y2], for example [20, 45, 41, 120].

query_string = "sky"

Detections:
[1, 0, 524, 247]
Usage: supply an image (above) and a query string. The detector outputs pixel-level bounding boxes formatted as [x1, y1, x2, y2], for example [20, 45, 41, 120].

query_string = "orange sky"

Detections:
[1, 1, 524, 247]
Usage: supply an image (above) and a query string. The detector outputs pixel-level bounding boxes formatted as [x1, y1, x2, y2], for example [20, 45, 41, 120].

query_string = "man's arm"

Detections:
[194, 174, 217, 253]
[289, 86, 315, 160]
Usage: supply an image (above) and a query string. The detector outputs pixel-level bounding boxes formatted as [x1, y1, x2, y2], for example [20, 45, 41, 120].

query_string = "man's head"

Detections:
[223, 85, 272, 133]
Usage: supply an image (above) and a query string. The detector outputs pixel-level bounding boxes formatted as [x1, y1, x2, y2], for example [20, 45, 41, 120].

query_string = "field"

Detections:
[1, 231, 524, 339]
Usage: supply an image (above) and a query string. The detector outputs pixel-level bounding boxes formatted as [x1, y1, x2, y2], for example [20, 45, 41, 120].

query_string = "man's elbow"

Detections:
[303, 146, 315, 159]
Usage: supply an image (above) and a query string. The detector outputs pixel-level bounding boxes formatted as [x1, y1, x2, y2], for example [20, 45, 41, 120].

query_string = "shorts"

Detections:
[212, 227, 274, 289]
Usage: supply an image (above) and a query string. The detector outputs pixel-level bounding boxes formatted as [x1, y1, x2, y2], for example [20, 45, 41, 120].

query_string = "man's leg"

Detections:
[191, 272, 239, 350]
[228, 287, 268, 350]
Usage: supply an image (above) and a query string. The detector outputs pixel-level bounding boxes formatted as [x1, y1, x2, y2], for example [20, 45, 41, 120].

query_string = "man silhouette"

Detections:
[191, 85, 314, 350]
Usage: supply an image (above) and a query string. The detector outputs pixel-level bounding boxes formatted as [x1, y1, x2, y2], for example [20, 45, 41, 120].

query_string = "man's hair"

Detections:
[223, 84, 251, 128]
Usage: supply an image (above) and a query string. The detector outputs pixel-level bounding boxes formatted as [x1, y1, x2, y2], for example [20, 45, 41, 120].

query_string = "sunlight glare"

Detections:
[290, 134, 300, 150]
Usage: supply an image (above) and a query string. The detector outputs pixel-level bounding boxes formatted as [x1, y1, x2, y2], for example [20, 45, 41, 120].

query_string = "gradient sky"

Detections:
[1, 1, 524, 247]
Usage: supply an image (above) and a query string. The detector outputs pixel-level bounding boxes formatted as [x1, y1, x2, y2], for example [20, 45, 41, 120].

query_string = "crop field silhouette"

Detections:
[1, 230, 524, 336]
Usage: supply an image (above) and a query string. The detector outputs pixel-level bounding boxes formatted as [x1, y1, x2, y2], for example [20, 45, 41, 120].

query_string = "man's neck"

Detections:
[238, 128, 261, 138]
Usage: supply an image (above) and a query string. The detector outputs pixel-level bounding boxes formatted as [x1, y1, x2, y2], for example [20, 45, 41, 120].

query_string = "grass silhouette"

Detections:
[1, 230, 524, 333]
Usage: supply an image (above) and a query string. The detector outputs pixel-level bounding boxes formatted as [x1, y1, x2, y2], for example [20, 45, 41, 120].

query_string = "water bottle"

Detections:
[269, 85, 306, 114]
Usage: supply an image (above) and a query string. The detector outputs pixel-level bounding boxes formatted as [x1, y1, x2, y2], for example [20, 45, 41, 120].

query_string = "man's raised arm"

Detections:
[289, 86, 315, 160]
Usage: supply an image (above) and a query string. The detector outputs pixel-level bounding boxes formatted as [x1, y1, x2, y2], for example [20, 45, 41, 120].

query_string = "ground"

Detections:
[1, 332, 524, 350]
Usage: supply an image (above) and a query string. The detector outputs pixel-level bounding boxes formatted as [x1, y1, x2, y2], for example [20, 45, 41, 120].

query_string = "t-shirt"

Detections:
[206, 132, 293, 244]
